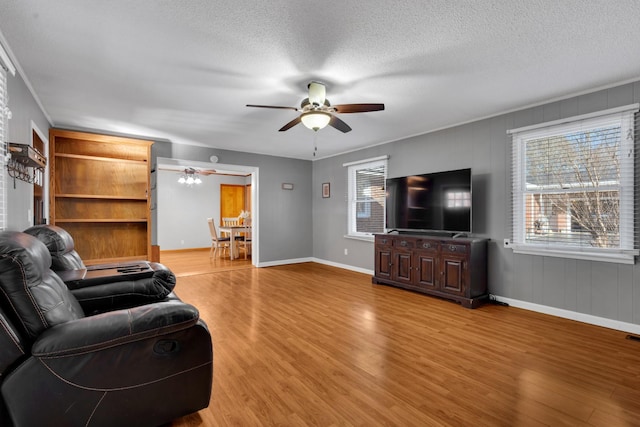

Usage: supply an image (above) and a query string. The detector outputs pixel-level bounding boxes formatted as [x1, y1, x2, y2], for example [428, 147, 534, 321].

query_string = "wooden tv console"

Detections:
[373, 233, 489, 308]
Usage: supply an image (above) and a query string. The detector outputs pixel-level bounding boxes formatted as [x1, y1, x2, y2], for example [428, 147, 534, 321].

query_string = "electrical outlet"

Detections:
[181, 240, 185, 245]
[503, 238, 511, 248]
[344, 248, 348, 255]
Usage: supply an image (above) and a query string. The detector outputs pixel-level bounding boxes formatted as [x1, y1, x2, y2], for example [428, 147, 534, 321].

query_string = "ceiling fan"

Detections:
[158, 166, 217, 175]
[157, 166, 217, 185]
[246, 81, 385, 133]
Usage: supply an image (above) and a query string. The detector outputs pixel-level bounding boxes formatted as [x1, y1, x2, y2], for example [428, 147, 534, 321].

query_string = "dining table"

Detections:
[218, 225, 252, 259]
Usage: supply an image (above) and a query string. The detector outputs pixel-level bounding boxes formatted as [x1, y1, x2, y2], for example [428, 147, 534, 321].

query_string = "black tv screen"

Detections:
[385, 168, 472, 233]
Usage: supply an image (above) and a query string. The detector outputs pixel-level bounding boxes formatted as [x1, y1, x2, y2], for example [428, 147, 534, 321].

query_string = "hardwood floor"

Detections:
[161, 251, 640, 426]
[159, 248, 253, 277]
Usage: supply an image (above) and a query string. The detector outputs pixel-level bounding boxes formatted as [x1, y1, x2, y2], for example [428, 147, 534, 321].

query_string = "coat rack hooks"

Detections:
[6, 142, 47, 187]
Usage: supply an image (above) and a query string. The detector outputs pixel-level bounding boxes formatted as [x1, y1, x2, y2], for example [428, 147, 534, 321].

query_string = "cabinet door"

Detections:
[414, 239, 438, 290]
[392, 249, 413, 286]
[374, 244, 393, 280]
[415, 252, 437, 290]
[440, 252, 467, 297]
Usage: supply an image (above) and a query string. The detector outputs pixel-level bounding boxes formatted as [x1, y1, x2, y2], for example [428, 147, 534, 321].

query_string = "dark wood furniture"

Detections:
[373, 233, 488, 308]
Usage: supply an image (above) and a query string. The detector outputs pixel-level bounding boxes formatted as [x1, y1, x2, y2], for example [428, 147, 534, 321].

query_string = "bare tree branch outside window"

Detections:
[525, 126, 621, 248]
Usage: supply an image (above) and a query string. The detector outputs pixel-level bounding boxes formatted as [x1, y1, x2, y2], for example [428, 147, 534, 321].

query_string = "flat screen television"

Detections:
[385, 168, 472, 234]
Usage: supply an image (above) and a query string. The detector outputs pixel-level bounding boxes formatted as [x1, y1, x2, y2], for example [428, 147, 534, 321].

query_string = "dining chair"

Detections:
[237, 217, 252, 259]
[220, 217, 239, 237]
[221, 216, 247, 243]
[207, 218, 231, 258]
[221, 217, 240, 226]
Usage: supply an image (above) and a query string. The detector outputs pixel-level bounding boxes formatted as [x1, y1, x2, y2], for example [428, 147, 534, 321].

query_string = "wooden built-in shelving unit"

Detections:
[49, 129, 153, 264]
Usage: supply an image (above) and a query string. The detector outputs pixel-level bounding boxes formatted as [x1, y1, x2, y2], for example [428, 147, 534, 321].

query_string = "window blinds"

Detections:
[0, 42, 16, 231]
[0, 66, 8, 231]
[344, 156, 388, 238]
[509, 104, 639, 263]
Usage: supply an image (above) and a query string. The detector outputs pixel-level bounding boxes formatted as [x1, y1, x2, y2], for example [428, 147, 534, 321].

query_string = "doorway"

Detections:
[155, 157, 259, 265]
[31, 122, 48, 225]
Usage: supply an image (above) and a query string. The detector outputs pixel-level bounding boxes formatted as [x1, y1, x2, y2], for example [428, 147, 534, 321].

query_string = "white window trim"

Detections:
[508, 104, 639, 264]
[343, 155, 388, 241]
[0, 47, 12, 231]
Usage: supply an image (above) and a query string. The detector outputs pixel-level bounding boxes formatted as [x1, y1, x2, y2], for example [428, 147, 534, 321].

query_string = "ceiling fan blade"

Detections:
[199, 169, 217, 175]
[246, 104, 298, 111]
[332, 103, 385, 114]
[279, 116, 302, 131]
[329, 115, 352, 133]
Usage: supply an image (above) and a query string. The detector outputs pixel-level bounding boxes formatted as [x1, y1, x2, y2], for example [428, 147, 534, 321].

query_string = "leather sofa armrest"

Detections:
[71, 269, 177, 314]
[65, 262, 171, 289]
[31, 301, 199, 357]
[56, 268, 87, 284]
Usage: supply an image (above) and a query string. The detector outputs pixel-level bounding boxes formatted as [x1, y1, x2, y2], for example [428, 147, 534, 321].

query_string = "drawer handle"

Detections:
[422, 243, 431, 248]
[400, 241, 408, 247]
[381, 239, 387, 244]
[449, 245, 456, 251]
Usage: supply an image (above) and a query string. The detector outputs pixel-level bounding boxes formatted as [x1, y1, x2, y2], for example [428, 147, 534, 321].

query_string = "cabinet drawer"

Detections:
[393, 238, 415, 249]
[442, 243, 468, 254]
[416, 239, 438, 251]
[376, 236, 392, 246]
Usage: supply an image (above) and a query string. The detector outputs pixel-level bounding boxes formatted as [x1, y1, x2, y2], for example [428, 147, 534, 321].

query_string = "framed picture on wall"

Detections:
[322, 182, 330, 198]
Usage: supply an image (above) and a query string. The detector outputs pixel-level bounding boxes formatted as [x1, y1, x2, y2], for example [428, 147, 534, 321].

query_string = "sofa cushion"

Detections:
[0, 232, 84, 341]
[23, 225, 85, 270]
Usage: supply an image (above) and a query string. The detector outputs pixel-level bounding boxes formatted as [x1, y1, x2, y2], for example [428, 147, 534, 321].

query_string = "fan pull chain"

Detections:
[313, 132, 318, 157]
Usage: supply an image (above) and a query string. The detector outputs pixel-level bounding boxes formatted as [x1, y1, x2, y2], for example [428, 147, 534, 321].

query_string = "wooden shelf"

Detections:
[55, 194, 148, 201]
[84, 255, 149, 266]
[55, 219, 148, 223]
[54, 152, 148, 164]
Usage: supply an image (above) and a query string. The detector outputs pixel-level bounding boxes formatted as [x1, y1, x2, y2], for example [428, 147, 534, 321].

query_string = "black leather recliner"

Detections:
[23, 224, 86, 271]
[24, 224, 163, 289]
[0, 231, 213, 427]
[23, 224, 185, 315]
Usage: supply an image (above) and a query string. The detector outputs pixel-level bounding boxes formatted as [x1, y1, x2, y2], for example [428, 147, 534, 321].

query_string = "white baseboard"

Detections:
[310, 258, 374, 275]
[257, 257, 374, 275]
[256, 257, 314, 268]
[492, 295, 640, 335]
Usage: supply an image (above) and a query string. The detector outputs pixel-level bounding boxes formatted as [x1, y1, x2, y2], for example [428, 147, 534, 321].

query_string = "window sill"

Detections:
[344, 234, 375, 243]
[511, 245, 638, 264]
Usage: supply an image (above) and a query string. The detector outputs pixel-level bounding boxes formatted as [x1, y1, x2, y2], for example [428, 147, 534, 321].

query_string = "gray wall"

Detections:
[5, 69, 50, 231]
[313, 80, 640, 327]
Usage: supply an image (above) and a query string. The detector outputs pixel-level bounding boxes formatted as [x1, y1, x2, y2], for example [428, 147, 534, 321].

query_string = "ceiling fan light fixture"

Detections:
[307, 81, 326, 106]
[301, 111, 331, 131]
[178, 168, 202, 185]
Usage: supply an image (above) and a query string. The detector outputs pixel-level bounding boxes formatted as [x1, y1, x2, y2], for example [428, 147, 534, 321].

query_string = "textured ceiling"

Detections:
[2, 1, 640, 160]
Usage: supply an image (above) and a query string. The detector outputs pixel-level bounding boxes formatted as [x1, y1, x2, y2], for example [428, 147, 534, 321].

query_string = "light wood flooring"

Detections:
[159, 248, 253, 277]
[161, 250, 640, 426]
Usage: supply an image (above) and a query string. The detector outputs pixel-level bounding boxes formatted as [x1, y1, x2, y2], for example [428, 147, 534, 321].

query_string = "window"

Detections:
[0, 43, 15, 232]
[344, 156, 388, 240]
[446, 190, 471, 209]
[509, 104, 639, 263]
